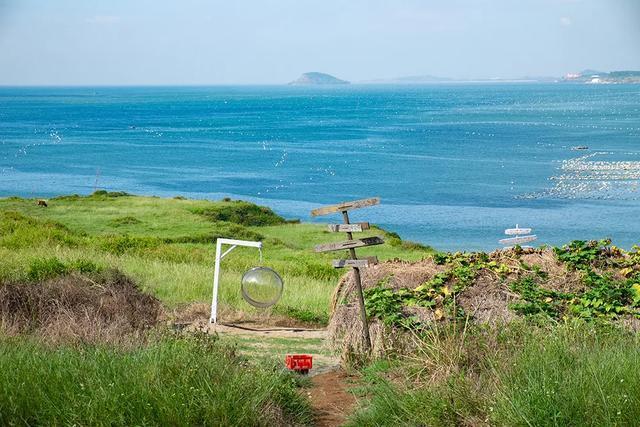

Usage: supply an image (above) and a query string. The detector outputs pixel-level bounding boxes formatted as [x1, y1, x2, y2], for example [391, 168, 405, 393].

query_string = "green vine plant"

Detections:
[364, 240, 640, 330]
[511, 240, 640, 321]
[364, 253, 511, 330]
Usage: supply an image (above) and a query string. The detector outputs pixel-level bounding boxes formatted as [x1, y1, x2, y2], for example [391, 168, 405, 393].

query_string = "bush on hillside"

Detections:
[191, 200, 288, 226]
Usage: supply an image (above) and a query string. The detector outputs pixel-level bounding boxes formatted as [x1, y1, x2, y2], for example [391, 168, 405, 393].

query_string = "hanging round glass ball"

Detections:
[241, 267, 284, 308]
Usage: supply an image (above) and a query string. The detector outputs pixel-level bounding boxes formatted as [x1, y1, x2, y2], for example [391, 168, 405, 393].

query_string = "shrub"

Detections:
[91, 190, 131, 198]
[192, 201, 287, 226]
[25, 257, 104, 282]
[276, 306, 328, 325]
[27, 258, 69, 282]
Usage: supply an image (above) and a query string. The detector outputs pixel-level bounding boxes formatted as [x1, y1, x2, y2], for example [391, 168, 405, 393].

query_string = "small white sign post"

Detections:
[210, 238, 262, 324]
[499, 224, 537, 248]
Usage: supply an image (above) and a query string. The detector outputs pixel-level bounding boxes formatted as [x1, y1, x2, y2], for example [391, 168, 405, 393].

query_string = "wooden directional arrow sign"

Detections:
[327, 222, 370, 233]
[505, 226, 532, 236]
[314, 236, 384, 253]
[332, 256, 378, 268]
[311, 197, 380, 217]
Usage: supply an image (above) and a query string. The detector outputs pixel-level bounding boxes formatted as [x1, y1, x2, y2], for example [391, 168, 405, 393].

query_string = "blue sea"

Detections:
[1, 84, 640, 251]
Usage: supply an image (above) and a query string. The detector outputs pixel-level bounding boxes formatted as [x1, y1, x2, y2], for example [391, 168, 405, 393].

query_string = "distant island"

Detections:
[289, 72, 349, 85]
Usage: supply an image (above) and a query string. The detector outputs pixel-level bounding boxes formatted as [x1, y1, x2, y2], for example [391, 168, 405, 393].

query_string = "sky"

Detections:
[0, 0, 639, 85]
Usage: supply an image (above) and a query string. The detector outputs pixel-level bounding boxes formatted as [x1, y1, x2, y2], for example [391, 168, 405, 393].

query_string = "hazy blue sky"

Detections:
[0, 0, 638, 85]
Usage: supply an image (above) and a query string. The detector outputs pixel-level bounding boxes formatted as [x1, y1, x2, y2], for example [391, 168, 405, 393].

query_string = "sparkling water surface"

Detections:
[1, 84, 639, 251]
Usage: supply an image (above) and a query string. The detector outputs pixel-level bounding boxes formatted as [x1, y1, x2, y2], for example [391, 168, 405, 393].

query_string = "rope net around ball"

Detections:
[241, 267, 284, 308]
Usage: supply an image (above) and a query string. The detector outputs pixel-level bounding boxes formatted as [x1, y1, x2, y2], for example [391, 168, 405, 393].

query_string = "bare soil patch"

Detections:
[307, 370, 357, 427]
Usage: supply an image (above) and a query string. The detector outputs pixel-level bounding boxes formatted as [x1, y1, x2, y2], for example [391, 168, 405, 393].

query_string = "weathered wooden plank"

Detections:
[314, 236, 384, 253]
[499, 235, 537, 246]
[327, 222, 370, 233]
[311, 197, 380, 217]
[332, 256, 378, 268]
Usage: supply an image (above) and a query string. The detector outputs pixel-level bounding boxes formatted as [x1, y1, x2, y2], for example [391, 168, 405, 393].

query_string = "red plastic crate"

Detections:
[285, 354, 313, 374]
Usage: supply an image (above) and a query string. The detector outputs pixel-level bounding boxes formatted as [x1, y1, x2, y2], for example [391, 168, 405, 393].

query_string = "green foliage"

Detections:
[27, 257, 69, 282]
[276, 306, 329, 324]
[0, 211, 82, 249]
[68, 259, 103, 275]
[365, 282, 428, 329]
[492, 324, 640, 426]
[509, 276, 570, 318]
[400, 240, 431, 251]
[365, 253, 511, 329]
[98, 235, 163, 255]
[90, 190, 131, 198]
[351, 323, 640, 427]
[533, 240, 640, 320]
[510, 272, 640, 321]
[0, 333, 313, 426]
[0, 194, 432, 323]
[385, 231, 432, 252]
[165, 222, 264, 244]
[192, 200, 288, 226]
[347, 375, 479, 427]
[553, 239, 612, 270]
[26, 257, 104, 282]
[570, 271, 634, 319]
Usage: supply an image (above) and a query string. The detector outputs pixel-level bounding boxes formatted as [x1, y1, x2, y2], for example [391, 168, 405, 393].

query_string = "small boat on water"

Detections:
[571, 146, 589, 151]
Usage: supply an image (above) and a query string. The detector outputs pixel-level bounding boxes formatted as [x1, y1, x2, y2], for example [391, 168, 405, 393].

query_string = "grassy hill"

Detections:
[0, 192, 432, 324]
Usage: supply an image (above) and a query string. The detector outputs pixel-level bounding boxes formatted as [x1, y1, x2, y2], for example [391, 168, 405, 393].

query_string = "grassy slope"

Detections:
[0, 193, 431, 324]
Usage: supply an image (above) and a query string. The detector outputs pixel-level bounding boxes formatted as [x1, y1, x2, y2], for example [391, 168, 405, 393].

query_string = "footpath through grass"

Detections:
[0, 192, 432, 324]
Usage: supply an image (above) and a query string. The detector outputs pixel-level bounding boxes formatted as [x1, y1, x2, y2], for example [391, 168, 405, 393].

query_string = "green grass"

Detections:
[347, 322, 640, 427]
[492, 324, 640, 426]
[0, 193, 432, 324]
[0, 333, 313, 426]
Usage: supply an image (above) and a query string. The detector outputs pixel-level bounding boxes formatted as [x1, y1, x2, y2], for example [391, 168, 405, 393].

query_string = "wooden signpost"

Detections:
[311, 197, 382, 351]
[500, 224, 537, 248]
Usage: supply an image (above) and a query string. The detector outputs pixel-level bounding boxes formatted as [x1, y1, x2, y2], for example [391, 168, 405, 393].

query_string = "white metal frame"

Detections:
[210, 238, 262, 324]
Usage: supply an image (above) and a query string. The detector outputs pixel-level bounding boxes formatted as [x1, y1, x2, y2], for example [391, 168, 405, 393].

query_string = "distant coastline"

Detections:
[357, 69, 640, 85]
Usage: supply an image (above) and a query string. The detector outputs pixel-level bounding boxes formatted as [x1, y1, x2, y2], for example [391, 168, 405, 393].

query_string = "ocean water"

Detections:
[1, 84, 639, 251]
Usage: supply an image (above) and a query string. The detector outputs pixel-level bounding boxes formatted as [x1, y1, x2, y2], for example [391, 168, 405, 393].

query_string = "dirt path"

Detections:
[307, 370, 357, 427]
[202, 321, 358, 425]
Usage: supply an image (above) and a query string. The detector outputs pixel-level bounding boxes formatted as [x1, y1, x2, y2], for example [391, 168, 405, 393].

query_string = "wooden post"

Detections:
[341, 210, 372, 351]
[311, 197, 381, 353]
